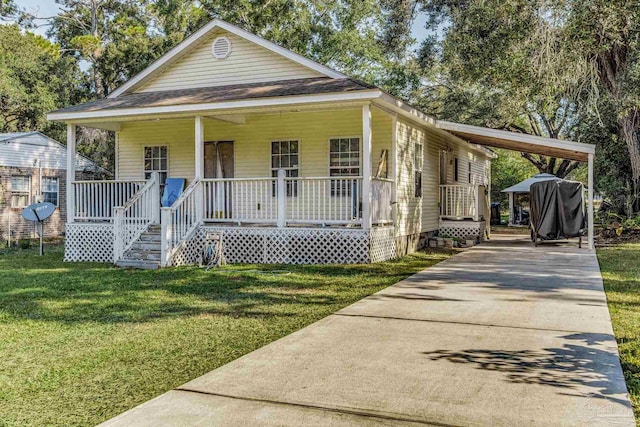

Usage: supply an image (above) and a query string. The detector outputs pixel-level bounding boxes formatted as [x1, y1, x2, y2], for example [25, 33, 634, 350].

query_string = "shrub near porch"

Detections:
[0, 244, 453, 427]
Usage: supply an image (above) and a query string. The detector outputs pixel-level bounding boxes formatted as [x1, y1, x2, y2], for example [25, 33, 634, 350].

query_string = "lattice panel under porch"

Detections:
[64, 223, 114, 263]
[169, 228, 206, 267]
[438, 220, 486, 241]
[369, 226, 398, 263]
[200, 226, 371, 265]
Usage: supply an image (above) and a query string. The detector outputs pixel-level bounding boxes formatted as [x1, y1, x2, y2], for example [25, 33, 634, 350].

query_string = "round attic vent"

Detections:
[211, 36, 232, 59]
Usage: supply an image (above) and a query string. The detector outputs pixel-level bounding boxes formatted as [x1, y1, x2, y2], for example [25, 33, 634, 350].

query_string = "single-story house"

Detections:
[0, 131, 108, 242]
[47, 18, 596, 268]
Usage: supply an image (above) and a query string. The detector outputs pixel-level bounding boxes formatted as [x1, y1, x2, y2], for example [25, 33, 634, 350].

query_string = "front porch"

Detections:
[63, 105, 400, 267]
[64, 173, 397, 266]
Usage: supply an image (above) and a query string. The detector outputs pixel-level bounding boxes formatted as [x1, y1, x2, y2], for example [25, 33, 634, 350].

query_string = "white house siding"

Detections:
[422, 128, 493, 233]
[394, 120, 493, 241]
[137, 30, 323, 93]
[116, 108, 391, 181]
[0, 132, 102, 171]
[395, 119, 424, 241]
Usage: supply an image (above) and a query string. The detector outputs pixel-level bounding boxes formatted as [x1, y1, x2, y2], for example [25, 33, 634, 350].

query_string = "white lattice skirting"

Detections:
[194, 227, 373, 265]
[438, 220, 486, 241]
[369, 227, 398, 263]
[64, 224, 400, 266]
[65, 223, 114, 262]
[169, 226, 399, 266]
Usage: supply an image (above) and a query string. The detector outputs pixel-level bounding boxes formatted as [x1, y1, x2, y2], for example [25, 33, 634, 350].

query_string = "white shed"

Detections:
[502, 173, 558, 226]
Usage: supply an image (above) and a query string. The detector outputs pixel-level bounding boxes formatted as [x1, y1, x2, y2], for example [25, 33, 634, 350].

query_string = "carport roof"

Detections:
[436, 121, 594, 162]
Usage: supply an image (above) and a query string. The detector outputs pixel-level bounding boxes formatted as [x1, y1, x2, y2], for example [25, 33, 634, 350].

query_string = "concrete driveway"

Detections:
[101, 236, 635, 426]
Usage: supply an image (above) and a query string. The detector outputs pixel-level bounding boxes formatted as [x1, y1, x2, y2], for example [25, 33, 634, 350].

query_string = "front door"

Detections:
[204, 141, 234, 219]
[204, 141, 234, 178]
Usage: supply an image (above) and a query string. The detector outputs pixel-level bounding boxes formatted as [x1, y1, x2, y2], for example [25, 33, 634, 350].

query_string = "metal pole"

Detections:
[39, 222, 44, 256]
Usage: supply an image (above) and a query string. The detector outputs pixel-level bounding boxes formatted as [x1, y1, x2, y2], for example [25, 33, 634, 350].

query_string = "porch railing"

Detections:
[439, 184, 481, 221]
[113, 173, 160, 262]
[202, 177, 277, 223]
[161, 179, 202, 267]
[286, 176, 362, 225]
[73, 180, 146, 221]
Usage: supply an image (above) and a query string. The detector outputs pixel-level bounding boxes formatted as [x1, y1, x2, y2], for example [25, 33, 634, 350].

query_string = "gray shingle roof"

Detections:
[51, 77, 377, 115]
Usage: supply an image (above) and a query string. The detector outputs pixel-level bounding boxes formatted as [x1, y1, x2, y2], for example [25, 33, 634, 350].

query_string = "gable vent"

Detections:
[212, 36, 232, 59]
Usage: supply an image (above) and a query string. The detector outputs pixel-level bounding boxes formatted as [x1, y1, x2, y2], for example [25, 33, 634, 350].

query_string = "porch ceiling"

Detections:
[436, 121, 594, 162]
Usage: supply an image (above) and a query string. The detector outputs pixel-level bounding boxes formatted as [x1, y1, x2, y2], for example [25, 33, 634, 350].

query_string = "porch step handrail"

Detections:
[73, 179, 146, 221]
[160, 178, 202, 267]
[439, 184, 480, 221]
[113, 173, 160, 263]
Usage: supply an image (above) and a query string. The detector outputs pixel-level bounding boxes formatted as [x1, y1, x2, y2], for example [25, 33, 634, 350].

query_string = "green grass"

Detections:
[597, 243, 640, 421]
[0, 243, 453, 426]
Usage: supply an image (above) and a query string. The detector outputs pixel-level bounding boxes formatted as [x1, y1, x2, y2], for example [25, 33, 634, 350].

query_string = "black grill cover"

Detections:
[530, 179, 585, 240]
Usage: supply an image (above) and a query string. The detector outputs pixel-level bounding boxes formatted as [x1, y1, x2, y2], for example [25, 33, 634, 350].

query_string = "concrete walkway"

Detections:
[101, 236, 635, 426]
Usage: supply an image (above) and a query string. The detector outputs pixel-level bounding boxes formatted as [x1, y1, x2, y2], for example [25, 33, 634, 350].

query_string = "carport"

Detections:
[437, 121, 596, 248]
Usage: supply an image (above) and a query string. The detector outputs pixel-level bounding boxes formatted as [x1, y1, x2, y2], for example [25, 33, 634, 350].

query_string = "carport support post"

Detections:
[588, 153, 594, 250]
[66, 124, 76, 224]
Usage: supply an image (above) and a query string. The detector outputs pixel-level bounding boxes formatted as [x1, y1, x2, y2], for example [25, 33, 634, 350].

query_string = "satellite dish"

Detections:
[21, 202, 56, 256]
[22, 202, 56, 222]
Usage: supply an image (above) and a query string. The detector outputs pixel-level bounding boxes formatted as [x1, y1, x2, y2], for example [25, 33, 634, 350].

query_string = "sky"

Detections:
[18, 0, 431, 47]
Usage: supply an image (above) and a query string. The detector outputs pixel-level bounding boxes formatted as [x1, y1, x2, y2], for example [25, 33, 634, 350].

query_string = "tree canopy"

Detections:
[0, 24, 81, 139]
[3, 0, 639, 213]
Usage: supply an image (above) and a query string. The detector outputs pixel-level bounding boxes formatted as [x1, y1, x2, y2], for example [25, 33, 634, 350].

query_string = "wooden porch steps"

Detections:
[115, 225, 162, 270]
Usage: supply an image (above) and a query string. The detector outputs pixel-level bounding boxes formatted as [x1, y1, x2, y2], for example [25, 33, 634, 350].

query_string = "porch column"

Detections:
[66, 124, 76, 224]
[194, 116, 204, 221]
[362, 104, 372, 229]
[391, 115, 398, 228]
[588, 152, 594, 249]
[195, 116, 204, 179]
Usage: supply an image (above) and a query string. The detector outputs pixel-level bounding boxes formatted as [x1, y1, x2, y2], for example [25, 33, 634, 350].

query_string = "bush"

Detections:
[18, 239, 31, 249]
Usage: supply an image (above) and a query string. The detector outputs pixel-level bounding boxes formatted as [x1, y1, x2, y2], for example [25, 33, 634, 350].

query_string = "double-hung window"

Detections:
[271, 140, 299, 196]
[329, 137, 360, 196]
[414, 141, 423, 197]
[10, 176, 30, 208]
[144, 146, 168, 185]
[41, 177, 59, 206]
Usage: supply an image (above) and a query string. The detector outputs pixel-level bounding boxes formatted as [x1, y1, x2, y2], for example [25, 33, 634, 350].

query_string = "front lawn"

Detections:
[597, 243, 640, 421]
[0, 243, 452, 426]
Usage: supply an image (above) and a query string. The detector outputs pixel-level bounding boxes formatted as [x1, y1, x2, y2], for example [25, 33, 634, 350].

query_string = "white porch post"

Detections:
[195, 116, 204, 179]
[66, 124, 76, 224]
[588, 152, 594, 249]
[362, 104, 372, 229]
[391, 115, 398, 228]
[194, 116, 204, 221]
[277, 169, 286, 228]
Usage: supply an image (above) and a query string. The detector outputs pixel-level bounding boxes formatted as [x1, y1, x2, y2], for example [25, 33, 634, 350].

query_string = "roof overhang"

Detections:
[436, 121, 594, 162]
[47, 90, 383, 122]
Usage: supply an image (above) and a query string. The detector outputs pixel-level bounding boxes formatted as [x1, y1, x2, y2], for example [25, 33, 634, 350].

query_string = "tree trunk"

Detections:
[620, 108, 640, 210]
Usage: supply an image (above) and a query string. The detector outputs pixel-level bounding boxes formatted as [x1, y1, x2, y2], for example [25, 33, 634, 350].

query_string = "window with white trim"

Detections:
[41, 177, 59, 206]
[10, 176, 30, 208]
[414, 141, 423, 197]
[144, 146, 168, 185]
[271, 140, 299, 196]
[329, 137, 360, 196]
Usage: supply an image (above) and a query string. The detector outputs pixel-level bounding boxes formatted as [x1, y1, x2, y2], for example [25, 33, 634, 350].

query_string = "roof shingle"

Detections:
[51, 77, 377, 115]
